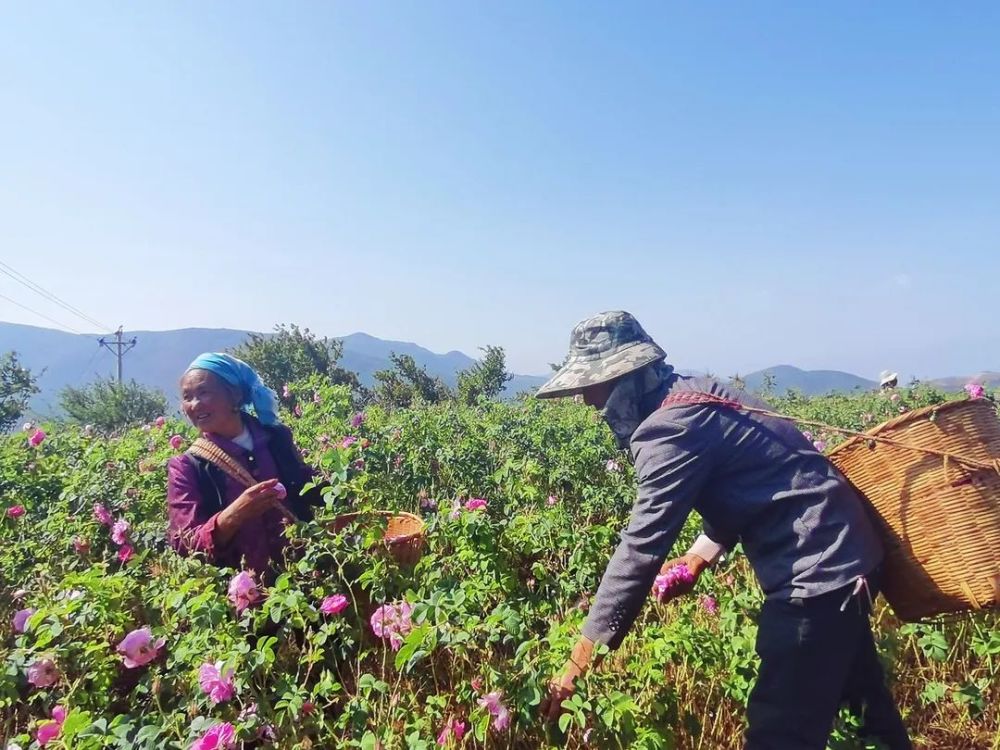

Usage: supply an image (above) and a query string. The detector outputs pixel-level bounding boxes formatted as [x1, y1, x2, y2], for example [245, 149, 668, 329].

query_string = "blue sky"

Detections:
[1, 2, 998, 379]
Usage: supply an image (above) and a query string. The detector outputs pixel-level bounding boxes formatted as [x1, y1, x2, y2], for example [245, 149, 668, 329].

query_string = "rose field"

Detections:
[2, 380, 999, 749]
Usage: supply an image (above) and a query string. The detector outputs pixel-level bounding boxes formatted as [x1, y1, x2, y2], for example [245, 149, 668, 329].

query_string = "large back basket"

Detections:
[829, 399, 1000, 621]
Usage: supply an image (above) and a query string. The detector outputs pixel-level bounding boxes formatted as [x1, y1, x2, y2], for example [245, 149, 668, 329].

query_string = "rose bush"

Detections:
[1, 378, 998, 748]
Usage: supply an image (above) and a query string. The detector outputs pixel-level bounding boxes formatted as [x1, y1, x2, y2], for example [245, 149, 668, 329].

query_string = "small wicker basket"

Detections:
[829, 399, 1000, 621]
[329, 511, 426, 566]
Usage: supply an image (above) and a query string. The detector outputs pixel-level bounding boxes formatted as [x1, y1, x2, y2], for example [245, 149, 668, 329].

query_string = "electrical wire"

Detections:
[0, 260, 111, 332]
[0, 290, 83, 334]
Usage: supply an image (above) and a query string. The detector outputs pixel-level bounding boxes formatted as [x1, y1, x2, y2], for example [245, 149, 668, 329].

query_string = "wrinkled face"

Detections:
[180, 370, 242, 435]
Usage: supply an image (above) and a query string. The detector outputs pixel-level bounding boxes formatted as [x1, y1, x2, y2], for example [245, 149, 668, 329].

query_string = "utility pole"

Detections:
[98, 327, 137, 384]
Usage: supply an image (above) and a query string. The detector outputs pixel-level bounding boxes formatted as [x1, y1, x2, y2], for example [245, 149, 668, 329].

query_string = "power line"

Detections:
[0, 290, 83, 334]
[0, 260, 111, 332]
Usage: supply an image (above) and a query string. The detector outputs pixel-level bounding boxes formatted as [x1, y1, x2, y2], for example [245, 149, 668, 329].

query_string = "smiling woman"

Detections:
[166, 353, 324, 576]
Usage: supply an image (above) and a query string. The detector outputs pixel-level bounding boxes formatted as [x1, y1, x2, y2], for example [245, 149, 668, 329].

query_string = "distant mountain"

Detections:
[741, 365, 876, 396]
[927, 372, 1000, 392]
[0, 322, 548, 418]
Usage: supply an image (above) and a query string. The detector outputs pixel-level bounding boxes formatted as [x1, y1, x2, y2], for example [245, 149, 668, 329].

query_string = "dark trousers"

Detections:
[744, 582, 912, 750]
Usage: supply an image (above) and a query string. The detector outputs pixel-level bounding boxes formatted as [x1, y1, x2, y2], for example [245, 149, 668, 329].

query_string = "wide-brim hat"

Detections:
[879, 370, 899, 387]
[536, 310, 667, 399]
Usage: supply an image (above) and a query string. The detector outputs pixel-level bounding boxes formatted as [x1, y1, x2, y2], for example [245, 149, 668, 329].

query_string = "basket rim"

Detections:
[330, 510, 426, 541]
[827, 397, 992, 458]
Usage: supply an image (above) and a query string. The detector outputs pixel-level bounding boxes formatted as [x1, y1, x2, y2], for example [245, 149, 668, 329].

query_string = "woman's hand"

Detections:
[540, 637, 595, 722]
[215, 479, 283, 544]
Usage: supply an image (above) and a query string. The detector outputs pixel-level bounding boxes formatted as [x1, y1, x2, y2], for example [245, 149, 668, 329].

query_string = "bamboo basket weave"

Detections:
[828, 399, 1000, 621]
[330, 511, 426, 565]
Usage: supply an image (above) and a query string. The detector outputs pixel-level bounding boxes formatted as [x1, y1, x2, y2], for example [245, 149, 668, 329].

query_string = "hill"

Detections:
[0, 322, 548, 417]
[741, 365, 876, 395]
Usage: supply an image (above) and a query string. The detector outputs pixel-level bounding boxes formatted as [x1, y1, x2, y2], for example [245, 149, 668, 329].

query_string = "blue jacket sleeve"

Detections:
[581, 407, 719, 648]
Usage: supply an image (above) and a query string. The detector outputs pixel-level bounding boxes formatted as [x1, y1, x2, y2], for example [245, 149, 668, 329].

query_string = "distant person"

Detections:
[166, 353, 323, 574]
[879, 370, 899, 390]
[537, 311, 911, 750]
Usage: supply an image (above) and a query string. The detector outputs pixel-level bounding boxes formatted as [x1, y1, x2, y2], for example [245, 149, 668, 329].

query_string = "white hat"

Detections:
[879, 370, 899, 387]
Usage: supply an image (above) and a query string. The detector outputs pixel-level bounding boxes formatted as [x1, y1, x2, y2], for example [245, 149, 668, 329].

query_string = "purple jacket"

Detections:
[166, 417, 314, 574]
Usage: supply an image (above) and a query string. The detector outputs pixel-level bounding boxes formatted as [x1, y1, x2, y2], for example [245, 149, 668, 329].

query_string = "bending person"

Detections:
[538, 311, 910, 750]
[167, 353, 322, 574]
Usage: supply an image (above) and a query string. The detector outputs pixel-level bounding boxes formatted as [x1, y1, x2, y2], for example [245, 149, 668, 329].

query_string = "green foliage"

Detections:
[371, 354, 452, 410]
[59, 377, 168, 433]
[456, 346, 512, 406]
[2, 383, 999, 747]
[0, 350, 39, 432]
[229, 324, 361, 405]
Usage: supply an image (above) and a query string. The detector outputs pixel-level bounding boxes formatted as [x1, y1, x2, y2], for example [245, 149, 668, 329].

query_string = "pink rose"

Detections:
[471, 677, 484, 693]
[228, 571, 260, 614]
[293, 405, 303, 418]
[651, 563, 695, 601]
[321, 594, 349, 616]
[813, 440, 827, 452]
[477, 690, 511, 732]
[36, 705, 66, 746]
[117, 626, 165, 668]
[370, 601, 413, 650]
[351, 412, 365, 429]
[190, 722, 237, 750]
[154, 416, 166, 428]
[437, 717, 467, 746]
[464, 498, 487, 511]
[198, 661, 236, 704]
[700, 594, 719, 615]
[169, 435, 184, 451]
[28, 429, 46, 447]
[605, 459, 620, 473]
[965, 382, 986, 400]
[282, 384, 291, 399]
[6, 505, 25, 518]
[13, 607, 35, 633]
[93, 502, 113, 526]
[273, 482, 287, 500]
[117, 544, 135, 563]
[27, 657, 60, 688]
[546, 495, 558, 506]
[111, 519, 130, 545]
[341, 436, 357, 449]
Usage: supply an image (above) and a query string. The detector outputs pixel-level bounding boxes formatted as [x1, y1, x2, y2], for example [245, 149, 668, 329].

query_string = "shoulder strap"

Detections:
[661, 391, 745, 410]
[186, 438, 255, 489]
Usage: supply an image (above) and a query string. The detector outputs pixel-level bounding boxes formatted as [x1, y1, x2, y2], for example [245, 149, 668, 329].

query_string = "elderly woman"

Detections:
[167, 353, 321, 573]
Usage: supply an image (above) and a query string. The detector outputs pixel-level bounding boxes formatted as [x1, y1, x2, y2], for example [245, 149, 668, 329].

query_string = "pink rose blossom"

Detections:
[28, 429, 46, 447]
[154, 416, 166, 428]
[35, 705, 66, 746]
[477, 690, 511, 731]
[117, 544, 135, 563]
[464, 498, 487, 511]
[273, 482, 287, 500]
[13, 608, 35, 633]
[606, 459, 621, 473]
[199, 661, 236, 704]
[320, 594, 349, 616]
[73, 536, 90, 554]
[190, 722, 237, 750]
[228, 571, 260, 613]
[437, 718, 467, 746]
[801, 430, 813, 441]
[111, 518, 130, 545]
[282, 384, 291, 398]
[27, 657, 59, 688]
[351, 411, 365, 428]
[547, 495, 558, 506]
[370, 601, 413, 650]
[352, 458, 365, 471]
[93, 502, 113, 526]
[813, 440, 827, 452]
[117, 627, 165, 668]
[471, 677, 484, 693]
[652, 563, 695, 601]
[965, 382, 986, 400]
[341, 436, 357, 449]
[169, 434, 184, 451]
[293, 405, 303, 418]
[6, 505, 25, 518]
[700, 594, 719, 615]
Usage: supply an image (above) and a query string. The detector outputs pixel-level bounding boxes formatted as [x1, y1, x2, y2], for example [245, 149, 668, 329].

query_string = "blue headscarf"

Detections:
[186, 353, 280, 426]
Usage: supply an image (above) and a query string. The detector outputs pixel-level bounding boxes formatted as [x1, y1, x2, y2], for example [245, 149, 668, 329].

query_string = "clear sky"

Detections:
[2, 2, 998, 380]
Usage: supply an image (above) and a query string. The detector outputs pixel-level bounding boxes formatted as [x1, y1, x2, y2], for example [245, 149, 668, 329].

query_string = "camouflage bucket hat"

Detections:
[536, 311, 667, 399]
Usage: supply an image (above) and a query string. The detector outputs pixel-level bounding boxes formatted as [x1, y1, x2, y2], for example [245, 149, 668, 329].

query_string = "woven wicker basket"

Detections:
[828, 399, 1000, 621]
[330, 511, 426, 566]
